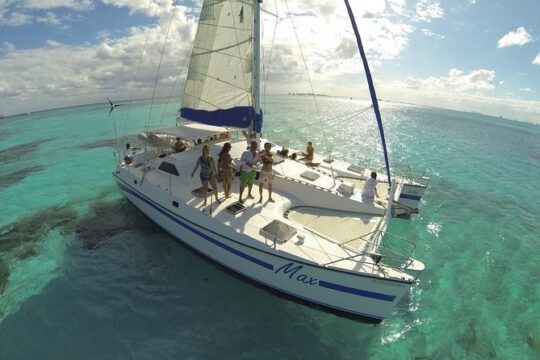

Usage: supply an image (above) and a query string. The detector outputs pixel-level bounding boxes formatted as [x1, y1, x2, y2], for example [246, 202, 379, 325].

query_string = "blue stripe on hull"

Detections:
[319, 281, 395, 301]
[119, 183, 273, 270]
[115, 177, 404, 319]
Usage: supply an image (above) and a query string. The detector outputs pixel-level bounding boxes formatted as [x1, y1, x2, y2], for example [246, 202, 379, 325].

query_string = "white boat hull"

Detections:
[115, 175, 414, 322]
[398, 183, 427, 209]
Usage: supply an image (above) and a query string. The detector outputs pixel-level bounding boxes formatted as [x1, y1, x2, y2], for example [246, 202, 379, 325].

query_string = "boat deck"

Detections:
[119, 137, 416, 281]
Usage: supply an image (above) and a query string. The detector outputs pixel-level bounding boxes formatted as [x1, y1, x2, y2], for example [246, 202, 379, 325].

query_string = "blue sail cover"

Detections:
[181, 0, 261, 132]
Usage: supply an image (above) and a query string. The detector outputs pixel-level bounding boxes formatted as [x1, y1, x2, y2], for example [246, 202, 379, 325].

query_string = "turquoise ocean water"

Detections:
[1, 95, 539, 359]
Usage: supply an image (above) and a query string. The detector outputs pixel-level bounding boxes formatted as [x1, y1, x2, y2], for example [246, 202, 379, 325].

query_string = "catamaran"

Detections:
[113, 0, 428, 322]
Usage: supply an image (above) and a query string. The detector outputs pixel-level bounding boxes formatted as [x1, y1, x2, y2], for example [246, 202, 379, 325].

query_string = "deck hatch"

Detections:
[300, 171, 320, 181]
[347, 164, 364, 174]
[260, 220, 297, 244]
[226, 202, 246, 215]
[191, 187, 214, 198]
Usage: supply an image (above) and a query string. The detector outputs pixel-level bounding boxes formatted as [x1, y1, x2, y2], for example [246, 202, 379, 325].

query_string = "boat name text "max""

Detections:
[275, 262, 318, 285]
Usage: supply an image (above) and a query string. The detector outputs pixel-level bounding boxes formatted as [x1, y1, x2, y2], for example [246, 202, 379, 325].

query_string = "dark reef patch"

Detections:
[0, 130, 14, 142]
[83, 135, 141, 150]
[0, 165, 45, 190]
[75, 198, 159, 249]
[0, 205, 78, 254]
[0, 138, 54, 164]
[0, 258, 9, 294]
[0, 205, 78, 294]
[83, 139, 118, 150]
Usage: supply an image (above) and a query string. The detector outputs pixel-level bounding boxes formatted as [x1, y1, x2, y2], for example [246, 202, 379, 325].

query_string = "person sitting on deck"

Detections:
[302, 141, 314, 162]
[191, 144, 221, 207]
[173, 137, 187, 153]
[361, 171, 380, 202]
[301, 141, 319, 167]
[258, 142, 275, 203]
[123, 143, 133, 165]
[239, 141, 259, 203]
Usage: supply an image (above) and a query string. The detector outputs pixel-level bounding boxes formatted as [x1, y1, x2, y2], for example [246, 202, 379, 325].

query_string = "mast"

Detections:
[253, 0, 262, 136]
[343, 0, 392, 184]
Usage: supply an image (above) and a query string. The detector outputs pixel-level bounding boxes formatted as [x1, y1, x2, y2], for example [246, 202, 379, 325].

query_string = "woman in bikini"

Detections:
[191, 144, 220, 206]
[218, 142, 234, 198]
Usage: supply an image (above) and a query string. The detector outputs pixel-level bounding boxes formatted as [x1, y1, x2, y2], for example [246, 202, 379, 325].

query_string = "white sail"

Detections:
[181, 0, 261, 130]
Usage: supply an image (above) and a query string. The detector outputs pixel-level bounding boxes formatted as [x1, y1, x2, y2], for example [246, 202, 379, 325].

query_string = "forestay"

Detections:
[181, 0, 262, 132]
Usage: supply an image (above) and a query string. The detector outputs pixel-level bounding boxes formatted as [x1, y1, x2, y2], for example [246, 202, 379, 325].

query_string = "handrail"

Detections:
[392, 164, 430, 187]
[322, 229, 422, 279]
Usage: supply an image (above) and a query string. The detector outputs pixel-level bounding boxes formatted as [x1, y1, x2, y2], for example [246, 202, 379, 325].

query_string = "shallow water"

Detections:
[1, 96, 539, 359]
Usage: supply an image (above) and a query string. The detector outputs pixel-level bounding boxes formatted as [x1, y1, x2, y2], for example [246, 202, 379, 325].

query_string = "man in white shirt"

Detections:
[239, 141, 259, 203]
[361, 171, 379, 202]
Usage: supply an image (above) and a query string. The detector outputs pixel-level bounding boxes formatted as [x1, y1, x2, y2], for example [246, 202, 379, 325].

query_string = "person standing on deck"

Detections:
[361, 171, 380, 202]
[239, 141, 259, 203]
[191, 144, 221, 207]
[218, 142, 234, 198]
[258, 142, 275, 203]
[123, 143, 133, 165]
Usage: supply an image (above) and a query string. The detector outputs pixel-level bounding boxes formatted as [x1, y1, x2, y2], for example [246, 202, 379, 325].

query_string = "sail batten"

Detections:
[181, 0, 261, 131]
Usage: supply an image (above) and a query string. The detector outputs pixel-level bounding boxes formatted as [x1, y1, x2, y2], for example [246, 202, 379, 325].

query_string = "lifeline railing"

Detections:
[323, 229, 423, 280]
[392, 165, 430, 188]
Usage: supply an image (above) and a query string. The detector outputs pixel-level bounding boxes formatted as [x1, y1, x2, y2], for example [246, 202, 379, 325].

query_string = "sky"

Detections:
[0, 0, 539, 124]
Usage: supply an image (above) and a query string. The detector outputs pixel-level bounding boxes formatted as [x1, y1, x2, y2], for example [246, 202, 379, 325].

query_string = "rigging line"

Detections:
[146, 5, 178, 131]
[199, 22, 253, 32]
[302, 105, 373, 129]
[122, 0, 160, 141]
[180, 3, 200, 114]
[262, 0, 279, 113]
[156, 47, 193, 132]
[183, 93, 233, 111]
[192, 38, 252, 57]
[190, 70, 252, 93]
[227, 0, 253, 124]
[192, 46, 251, 62]
[283, 0, 331, 157]
[268, 106, 374, 157]
[270, 107, 371, 143]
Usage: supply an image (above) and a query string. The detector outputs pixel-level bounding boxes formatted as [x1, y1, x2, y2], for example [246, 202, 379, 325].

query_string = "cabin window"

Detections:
[158, 161, 179, 176]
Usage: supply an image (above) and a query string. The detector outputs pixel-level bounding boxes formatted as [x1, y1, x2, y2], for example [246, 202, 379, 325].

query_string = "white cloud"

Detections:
[519, 87, 533, 92]
[468, 0, 477, 5]
[533, 53, 540, 65]
[379, 76, 540, 124]
[21, 0, 94, 11]
[497, 27, 533, 48]
[0, 12, 33, 26]
[401, 68, 496, 93]
[421, 28, 445, 39]
[36, 12, 61, 25]
[387, 0, 407, 16]
[0, 0, 93, 26]
[1, 0, 537, 125]
[0, 3, 196, 116]
[414, 0, 444, 22]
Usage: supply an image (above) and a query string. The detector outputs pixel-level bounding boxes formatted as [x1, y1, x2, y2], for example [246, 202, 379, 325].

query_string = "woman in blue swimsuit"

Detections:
[191, 144, 220, 206]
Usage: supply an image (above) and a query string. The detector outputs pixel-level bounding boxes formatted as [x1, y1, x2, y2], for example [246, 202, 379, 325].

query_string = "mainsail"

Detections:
[181, 0, 262, 132]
